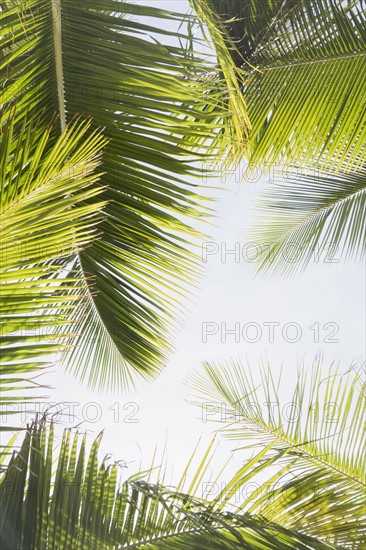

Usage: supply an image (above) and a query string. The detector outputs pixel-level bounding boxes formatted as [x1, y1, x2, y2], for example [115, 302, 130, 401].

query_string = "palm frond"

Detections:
[189, 0, 252, 154]
[250, 167, 366, 275]
[190, 358, 366, 547]
[1, 0, 251, 390]
[0, 419, 336, 549]
[193, 0, 366, 171]
[0, 112, 107, 438]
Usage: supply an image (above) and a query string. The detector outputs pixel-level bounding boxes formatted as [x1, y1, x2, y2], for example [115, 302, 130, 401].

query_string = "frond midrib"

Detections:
[71, 250, 132, 382]
[225, 408, 366, 490]
[52, 0, 66, 132]
[252, 49, 366, 72]
[49, 0, 126, 380]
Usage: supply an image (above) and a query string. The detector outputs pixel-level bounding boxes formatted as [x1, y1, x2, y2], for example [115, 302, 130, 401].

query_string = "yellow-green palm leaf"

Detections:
[0, 112, 107, 440]
[193, 0, 366, 172]
[2, 0, 250, 391]
[190, 359, 366, 547]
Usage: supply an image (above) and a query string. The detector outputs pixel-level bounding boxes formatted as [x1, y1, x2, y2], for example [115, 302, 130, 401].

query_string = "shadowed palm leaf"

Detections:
[0, 419, 336, 550]
[191, 0, 366, 274]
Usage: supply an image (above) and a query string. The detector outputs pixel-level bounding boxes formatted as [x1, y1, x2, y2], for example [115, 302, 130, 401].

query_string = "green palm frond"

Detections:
[0, 112, 107, 437]
[1, 0, 250, 391]
[189, 0, 252, 154]
[190, 358, 366, 547]
[250, 166, 366, 275]
[193, 0, 366, 172]
[246, 0, 366, 171]
[0, 419, 336, 549]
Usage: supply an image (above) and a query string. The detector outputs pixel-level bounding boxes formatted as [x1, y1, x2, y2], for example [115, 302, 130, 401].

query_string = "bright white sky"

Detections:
[10, 0, 365, 494]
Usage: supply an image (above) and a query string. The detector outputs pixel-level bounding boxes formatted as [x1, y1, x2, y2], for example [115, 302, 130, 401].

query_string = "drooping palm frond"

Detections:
[249, 166, 366, 275]
[192, 0, 366, 172]
[1, 0, 251, 391]
[0, 112, 107, 438]
[190, 358, 366, 547]
[0, 419, 337, 549]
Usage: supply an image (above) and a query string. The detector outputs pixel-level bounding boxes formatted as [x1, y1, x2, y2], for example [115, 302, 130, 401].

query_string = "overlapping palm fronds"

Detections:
[191, 0, 366, 274]
[190, 358, 366, 548]
[0, 418, 337, 550]
[1, 2, 364, 548]
[1, 0, 250, 391]
[0, 111, 107, 441]
[193, 0, 366, 172]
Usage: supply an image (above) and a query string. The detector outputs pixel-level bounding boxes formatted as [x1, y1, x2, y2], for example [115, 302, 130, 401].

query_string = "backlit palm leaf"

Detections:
[1, 0, 249, 390]
[190, 358, 366, 547]
[250, 166, 366, 275]
[0, 112, 107, 439]
[193, 0, 366, 172]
